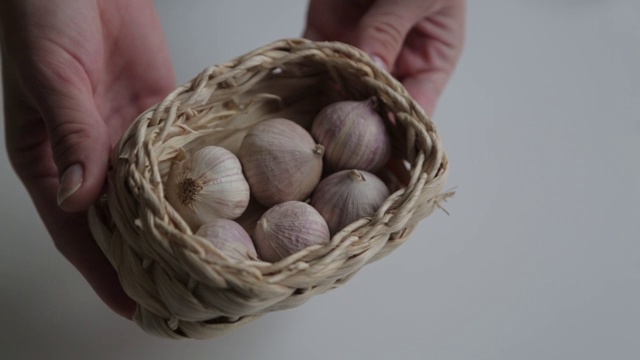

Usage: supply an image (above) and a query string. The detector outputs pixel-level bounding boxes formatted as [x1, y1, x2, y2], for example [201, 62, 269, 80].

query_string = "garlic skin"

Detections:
[166, 146, 250, 229]
[195, 219, 257, 262]
[234, 196, 269, 237]
[311, 169, 390, 235]
[253, 201, 330, 262]
[311, 98, 391, 172]
[238, 118, 324, 207]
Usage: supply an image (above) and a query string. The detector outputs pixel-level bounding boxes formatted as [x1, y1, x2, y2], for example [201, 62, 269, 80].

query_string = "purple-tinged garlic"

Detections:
[195, 219, 257, 262]
[166, 146, 250, 229]
[311, 169, 390, 235]
[253, 201, 330, 262]
[238, 118, 324, 207]
[311, 98, 391, 172]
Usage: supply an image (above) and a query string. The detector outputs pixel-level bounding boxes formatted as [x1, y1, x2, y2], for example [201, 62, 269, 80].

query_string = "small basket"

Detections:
[88, 38, 451, 339]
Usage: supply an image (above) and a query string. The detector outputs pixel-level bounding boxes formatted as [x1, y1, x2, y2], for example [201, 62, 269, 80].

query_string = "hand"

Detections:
[1, 0, 175, 318]
[304, 0, 466, 115]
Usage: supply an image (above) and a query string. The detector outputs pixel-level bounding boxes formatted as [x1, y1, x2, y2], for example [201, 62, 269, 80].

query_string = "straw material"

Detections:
[88, 38, 451, 339]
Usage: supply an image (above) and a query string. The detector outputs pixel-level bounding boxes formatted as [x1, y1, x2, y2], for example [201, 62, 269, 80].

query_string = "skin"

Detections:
[0, 0, 175, 318]
[304, 0, 466, 116]
[0, 0, 464, 319]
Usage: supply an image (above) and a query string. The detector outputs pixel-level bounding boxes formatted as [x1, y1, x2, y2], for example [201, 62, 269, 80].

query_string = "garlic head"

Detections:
[166, 146, 250, 229]
[195, 219, 257, 262]
[310, 169, 390, 235]
[253, 201, 330, 262]
[238, 118, 324, 207]
[311, 98, 391, 172]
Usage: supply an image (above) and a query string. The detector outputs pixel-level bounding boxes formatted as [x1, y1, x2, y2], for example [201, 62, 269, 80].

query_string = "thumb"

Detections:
[353, 0, 424, 70]
[40, 91, 110, 212]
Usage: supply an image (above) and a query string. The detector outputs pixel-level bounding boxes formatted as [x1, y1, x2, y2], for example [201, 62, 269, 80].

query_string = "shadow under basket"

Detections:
[88, 38, 452, 339]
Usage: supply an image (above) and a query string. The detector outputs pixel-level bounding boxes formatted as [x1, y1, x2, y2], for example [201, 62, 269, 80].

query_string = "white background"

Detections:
[1, 0, 639, 359]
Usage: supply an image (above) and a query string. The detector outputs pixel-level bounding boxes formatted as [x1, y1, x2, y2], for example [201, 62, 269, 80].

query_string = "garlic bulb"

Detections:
[311, 169, 390, 235]
[311, 98, 391, 172]
[253, 201, 330, 262]
[238, 118, 324, 207]
[165, 146, 250, 229]
[195, 219, 257, 262]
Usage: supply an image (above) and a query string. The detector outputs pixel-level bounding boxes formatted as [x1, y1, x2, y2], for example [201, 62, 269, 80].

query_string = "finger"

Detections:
[56, 216, 137, 319]
[35, 79, 111, 212]
[75, 249, 137, 319]
[402, 70, 450, 116]
[398, 1, 466, 115]
[353, 0, 426, 70]
[303, 0, 365, 42]
[28, 178, 136, 319]
[302, 0, 324, 41]
[303, 27, 323, 41]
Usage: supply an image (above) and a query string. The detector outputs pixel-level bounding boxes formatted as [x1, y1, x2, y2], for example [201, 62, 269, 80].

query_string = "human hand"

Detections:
[304, 0, 465, 115]
[0, 0, 175, 318]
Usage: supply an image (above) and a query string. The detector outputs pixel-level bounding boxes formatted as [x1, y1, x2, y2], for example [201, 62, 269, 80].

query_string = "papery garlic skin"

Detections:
[195, 219, 257, 262]
[238, 118, 324, 207]
[253, 201, 330, 262]
[166, 146, 250, 229]
[311, 169, 390, 235]
[311, 98, 391, 172]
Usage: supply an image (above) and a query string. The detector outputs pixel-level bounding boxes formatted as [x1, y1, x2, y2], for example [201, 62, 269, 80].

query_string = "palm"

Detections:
[3, 0, 174, 317]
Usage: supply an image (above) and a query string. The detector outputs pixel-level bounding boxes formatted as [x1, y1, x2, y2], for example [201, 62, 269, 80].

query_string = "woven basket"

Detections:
[88, 38, 450, 339]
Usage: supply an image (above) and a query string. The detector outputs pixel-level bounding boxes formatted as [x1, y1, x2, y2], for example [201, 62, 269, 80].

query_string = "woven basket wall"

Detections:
[87, 38, 450, 339]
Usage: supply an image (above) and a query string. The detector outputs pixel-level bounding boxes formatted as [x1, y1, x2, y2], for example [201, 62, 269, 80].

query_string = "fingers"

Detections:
[303, 0, 466, 116]
[352, 0, 425, 70]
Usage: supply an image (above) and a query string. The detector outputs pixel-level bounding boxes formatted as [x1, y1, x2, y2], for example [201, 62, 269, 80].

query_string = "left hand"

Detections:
[304, 0, 466, 115]
[1, 0, 175, 318]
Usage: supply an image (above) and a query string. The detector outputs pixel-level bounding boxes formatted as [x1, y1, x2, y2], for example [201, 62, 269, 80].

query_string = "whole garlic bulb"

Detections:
[165, 146, 250, 229]
[238, 118, 324, 207]
[311, 98, 391, 172]
[254, 201, 330, 262]
[311, 169, 390, 235]
[195, 219, 257, 262]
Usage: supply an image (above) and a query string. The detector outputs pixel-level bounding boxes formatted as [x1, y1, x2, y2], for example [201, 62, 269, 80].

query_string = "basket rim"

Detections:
[88, 37, 451, 339]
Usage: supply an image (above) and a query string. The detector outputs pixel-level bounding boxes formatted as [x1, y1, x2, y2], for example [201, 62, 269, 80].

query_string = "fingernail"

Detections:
[370, 55, 388, 72]
[57, 163, 83, 207]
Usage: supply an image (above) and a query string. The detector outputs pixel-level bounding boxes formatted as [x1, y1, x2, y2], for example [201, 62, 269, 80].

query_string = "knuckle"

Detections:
[362, 11, 412, 53]
[368, 13, 407, 44]
[48, 118, 95, 166]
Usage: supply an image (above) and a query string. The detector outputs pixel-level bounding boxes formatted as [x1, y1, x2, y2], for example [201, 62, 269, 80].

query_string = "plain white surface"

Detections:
[1, 1, 639, 359]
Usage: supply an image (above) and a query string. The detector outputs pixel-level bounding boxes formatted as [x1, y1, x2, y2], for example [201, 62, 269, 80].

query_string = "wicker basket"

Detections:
[88, 38, 451, 339]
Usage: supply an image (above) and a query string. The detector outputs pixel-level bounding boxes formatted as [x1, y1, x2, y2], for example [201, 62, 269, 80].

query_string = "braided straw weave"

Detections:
[88, 38, 450, 339]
